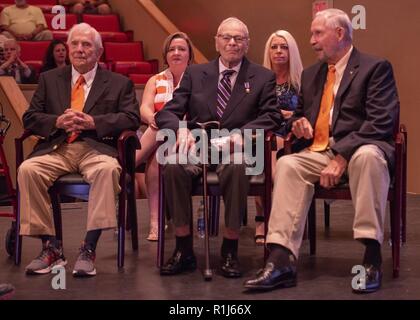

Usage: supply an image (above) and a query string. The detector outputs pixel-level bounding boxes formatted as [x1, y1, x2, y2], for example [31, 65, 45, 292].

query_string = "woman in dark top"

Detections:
[40, 39, 70, 73]
[255, 30, 303, 245]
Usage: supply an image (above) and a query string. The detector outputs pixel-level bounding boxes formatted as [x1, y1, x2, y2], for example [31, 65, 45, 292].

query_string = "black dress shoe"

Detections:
[352, 264, 382, 294]
[160, 250, 197, 275]
[244, 262, 297, 291]
[220, 253, 242, 278]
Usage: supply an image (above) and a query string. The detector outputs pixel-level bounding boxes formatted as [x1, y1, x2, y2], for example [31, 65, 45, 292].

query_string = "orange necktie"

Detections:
[309, 65, 336, 152]
[67, 75, 86, 143]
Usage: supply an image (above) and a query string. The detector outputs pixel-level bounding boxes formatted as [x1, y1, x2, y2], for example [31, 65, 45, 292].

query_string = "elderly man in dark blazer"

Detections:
[245, 9, 399, 293]
[18, 23, 140, 277]
[155, 17, 282, 278]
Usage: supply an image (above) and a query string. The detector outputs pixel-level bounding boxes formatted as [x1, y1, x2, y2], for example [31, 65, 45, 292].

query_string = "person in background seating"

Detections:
[254, 29, 303, 245]
[135, 32, 194, 241]
[0, 0, 53, 41]
[40, 39, 70, 73]
[59, 0, 112, 15]
[0, 39, 36, 83]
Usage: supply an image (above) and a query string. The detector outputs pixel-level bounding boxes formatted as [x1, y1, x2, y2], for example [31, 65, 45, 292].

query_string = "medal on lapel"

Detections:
[244, 82, 250, 94]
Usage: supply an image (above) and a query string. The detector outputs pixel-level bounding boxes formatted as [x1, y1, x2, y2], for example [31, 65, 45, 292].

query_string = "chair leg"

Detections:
[402, 191, 407, 244]
[323, 201, 330, 229]
[127, 182, 138, 251]
[117, 194, 126, 269]
[50, 190, 63, 243]
[242, 206, 248, 227]
[157, 166, 165, 268]
[14, 190, 22, 265]
[209, 196, 220, 237]
[263, 189, 272, 264]
[308, 199, 316, 256]
[390, 200, 401, 278]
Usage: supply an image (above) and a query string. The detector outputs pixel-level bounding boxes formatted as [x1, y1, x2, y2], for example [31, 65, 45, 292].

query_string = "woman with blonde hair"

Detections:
[135, 32, 194, 241]
[255, 30, 303, 244]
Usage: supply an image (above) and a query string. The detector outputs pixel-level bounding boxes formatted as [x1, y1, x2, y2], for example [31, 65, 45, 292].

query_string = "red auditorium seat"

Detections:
[27, 0, 57, 12]
[18, 41, 51, 76]
[82, 14, 133, 42]
[44, 13, 78, 41]
[129, 73, 153, 85]
[104, 41, 158, 76]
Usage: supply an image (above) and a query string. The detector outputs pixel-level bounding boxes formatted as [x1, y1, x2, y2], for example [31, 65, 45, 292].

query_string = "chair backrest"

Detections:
[44, 13, 78, 31]
[18, 41, 51, 62]
[129, 73, 153, 84]
[82, 14, 121, 32]
[104, 42, 145, 61]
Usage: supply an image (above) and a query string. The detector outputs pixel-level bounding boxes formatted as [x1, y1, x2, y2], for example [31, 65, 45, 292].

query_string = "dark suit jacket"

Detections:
[0, 65, 37, 84]
[155, 57, 282, 133]
[23, 65, 140, 158]
[289, 48, 399, 167]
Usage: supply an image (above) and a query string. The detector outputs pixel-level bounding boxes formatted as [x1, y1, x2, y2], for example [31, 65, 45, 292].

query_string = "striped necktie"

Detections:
[216, 69, 235, 119]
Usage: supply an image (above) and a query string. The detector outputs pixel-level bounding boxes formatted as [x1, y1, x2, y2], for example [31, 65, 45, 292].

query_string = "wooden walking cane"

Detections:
[196, 121, 220, 281]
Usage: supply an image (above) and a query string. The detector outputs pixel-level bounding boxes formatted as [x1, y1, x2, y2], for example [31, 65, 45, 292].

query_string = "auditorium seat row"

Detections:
[44, 14, 134, 42]
[0, 0, 157, 84]
[18, 40, 156, 84]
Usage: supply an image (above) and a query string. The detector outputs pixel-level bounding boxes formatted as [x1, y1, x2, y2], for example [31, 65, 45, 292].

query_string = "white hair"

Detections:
[262, 30, 303, 92]
[67, 23, 103, 50]
[315, 8, 353, 42]
[217, 17, 249, 38]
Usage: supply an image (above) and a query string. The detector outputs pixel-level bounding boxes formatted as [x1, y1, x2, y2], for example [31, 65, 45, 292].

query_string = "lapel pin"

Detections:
[244, 82, 250, 94]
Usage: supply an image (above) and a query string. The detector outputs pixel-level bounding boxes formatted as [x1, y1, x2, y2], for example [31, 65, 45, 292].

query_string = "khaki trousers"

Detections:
[18, 142, 121, 236]
[1, 30, 53, 41]
[267, 144, 390, 259]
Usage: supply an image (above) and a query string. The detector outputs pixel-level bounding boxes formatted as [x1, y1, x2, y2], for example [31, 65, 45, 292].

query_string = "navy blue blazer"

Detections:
[155, 57, 283, 133]
[289, 48, 399, 167]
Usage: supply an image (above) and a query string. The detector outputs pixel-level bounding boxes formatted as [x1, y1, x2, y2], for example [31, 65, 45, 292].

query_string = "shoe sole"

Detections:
[26, 259, 67, 275]
[221, 271, 243, 278]
[352, 286, 381, 294]
[72, 268, 97, 277]
[244, 278, 297, 291]
[0, 290, 15, 300]
[160, 264, 197, 276]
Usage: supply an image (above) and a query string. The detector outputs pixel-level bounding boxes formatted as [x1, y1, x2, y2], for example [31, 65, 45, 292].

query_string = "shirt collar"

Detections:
[332, 45, 353, 77]
[218, 58, 242, 75]
[71, 63, 98, 88]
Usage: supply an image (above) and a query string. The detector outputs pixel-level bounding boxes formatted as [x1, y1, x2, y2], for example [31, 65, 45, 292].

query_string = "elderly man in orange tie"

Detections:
[17, 23, 140, 277]
[244, 9, 399, 293]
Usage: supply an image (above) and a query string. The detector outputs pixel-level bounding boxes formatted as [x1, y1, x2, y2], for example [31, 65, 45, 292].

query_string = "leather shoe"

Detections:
[352, 264, 382, 293]
[160, 250, 197, 275]
[244, 262, 297, 291]
[220, 253, 242, 278]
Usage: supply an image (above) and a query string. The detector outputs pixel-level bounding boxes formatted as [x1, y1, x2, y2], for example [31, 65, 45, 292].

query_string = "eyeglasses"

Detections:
[217, 34, 248, 43]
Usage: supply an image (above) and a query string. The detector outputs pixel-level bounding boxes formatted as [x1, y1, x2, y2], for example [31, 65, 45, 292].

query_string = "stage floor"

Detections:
[1, 195, 419, 300]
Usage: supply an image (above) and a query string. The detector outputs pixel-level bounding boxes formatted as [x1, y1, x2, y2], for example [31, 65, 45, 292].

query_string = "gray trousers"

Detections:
[163, 156, 250, 230]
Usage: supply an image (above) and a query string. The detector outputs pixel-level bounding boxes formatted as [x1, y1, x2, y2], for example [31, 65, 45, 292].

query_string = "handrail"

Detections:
[0, 77, 29, 127]
[137, 0, 208, 64]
